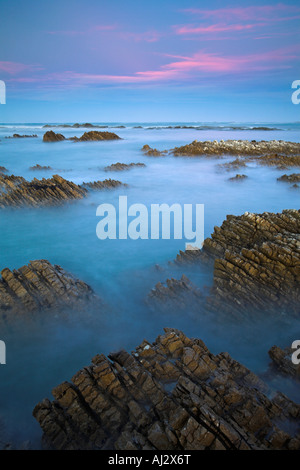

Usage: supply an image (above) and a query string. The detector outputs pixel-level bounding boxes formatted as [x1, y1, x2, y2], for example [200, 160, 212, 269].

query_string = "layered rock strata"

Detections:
[33, 328, 300, 450]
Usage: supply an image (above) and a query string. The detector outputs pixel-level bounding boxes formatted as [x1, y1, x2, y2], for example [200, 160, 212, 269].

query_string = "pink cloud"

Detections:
[183, 4, 300, 21]
[175, 23, 257, 35]
[9, 45, 298, 88]
[0, 61, 42, 75]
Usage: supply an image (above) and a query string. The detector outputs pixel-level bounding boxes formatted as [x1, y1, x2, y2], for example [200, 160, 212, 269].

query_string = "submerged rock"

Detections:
[0, 260, 97, 322]
[33, 328, 300, 450]
[148, 275, 202, 309]
[277, 174, 300, 183]
[141, 145, 168, 156]
[104, 162, 146, 171]
[228, 174, 248, 181]
[0, 166, 8, 174]
[5, 134, 38, 139]
[81, 179, 126, 190]
[268, 345, 300, 381]
[29, 164, 53, 171]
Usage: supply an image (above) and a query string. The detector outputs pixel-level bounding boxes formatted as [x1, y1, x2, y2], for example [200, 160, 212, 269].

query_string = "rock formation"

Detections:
[104, 162, 146, 172]
[33, 328, 300, 450]
[141, 145, 168, 157]
[148, 275, 203, 309]
[72, 131, 121, 142]
[268, 345, 300, 381]
[5, 134, 38, 139]
[0, 174, 87, 207]
[0, 260, 97, 323]
[81, 179, 126, 190]
[164, 210, 300, 319]
[29, 164, 53, 171]
[171, 140, 300, 157]
[277, 174, 300, 183]
[228, 174, 248, 181]
[43, 131, 66, 142]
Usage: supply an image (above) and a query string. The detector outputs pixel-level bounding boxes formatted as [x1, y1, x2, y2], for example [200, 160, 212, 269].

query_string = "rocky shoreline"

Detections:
[33, 328, 300, 450]
[43, 130, 121, 142]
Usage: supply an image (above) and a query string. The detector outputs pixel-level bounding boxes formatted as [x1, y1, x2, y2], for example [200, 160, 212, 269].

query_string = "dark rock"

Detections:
[141, 145, 168, 157]
[228, 174, 248, 181]
[0, 260, 97, 323]
[277, 174, 300, 183]
[5, 134, 38, 139]
[0, 174, 87, 207]
[33, 328, 300, 450]
[29, 164, 53, 171]
[0, 166, 8, 174]
[43, 131, 65, 142]
[72, 131, 121, 142]
[268, 345, 300, 381]
[81, 179, 127, 190]
[104, 162, 146, 172]
[148, 275, 203, 310]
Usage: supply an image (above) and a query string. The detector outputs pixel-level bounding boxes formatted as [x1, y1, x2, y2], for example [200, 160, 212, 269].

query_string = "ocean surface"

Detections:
[0, 122, 299, 448]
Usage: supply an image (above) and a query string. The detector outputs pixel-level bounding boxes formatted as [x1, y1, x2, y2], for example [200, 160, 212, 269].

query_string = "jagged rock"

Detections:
[268, 345, 300, 381]
[172, 140, 300, 157]
[81, 179, 126, 190]
[104, 162, 146, 172]
[228, 174, 248, 181]
[0, 174, 87, 207]
[253, 154, 300, 168]
[148, 275, 202, 309]
[5, 134, 38, 139]
[141, 145, 168, 157]
[29, 164, 53, 171]
[170, 210, 300, 318]
[72, 131, 121, 142]
[218, 158, 247, 171]
[0, 260, 97, 322]
[43, 131, 66, 142]
[277, 174, 300, 183]
[0, 166, 8, 174]
[33, 328, 300, 450]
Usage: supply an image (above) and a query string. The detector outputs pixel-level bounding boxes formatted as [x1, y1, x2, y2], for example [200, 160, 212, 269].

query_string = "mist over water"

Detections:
[0, 122, 299, 448]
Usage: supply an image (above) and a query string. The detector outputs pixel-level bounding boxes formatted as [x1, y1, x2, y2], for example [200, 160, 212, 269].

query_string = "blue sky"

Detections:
[0, 0, 300, 122]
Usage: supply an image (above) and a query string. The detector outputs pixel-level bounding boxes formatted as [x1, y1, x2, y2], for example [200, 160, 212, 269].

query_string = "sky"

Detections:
[0, 0, 300, 122]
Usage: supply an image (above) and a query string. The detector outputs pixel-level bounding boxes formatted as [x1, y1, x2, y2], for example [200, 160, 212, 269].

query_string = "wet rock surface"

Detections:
[29, 164, 53, 171]
[171, 140, 300, 157]
[0, 260, 97, 322]
[5, 134, 38, 139]
[104, 162, 146, 171]
[0, 174, 87, 207]
[159, 210, 300, 319]
[141, 145, 168, 156]
[72, 131, 121, 142]
[81, 179, 126, 190]
[228, 174, 248, 181]
[0, 166, 8, 174]
[33, 328, 300, 450]
[43, 131, 66, 142]
[148, 275, 203, 310]
[277, 174, 300, 183]
[268, 345, 300, 381]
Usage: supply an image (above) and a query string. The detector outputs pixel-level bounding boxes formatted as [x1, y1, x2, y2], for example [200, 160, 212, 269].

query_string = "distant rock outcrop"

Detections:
[33, 328, 300, 450]
[141, 145, 168, 156]
[171, 140, 300, 157]
[104, 162, 146, 171]
[0, 260, 97, 322]
[72, 131, 121, 142]
[81, 179, 126, 190]
[29, 164, 53, 171]
[277, 174, 300, 183]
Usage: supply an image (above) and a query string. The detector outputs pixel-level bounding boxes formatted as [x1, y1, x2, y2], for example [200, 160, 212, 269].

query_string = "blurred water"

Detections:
[0, 122, 299, 448]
